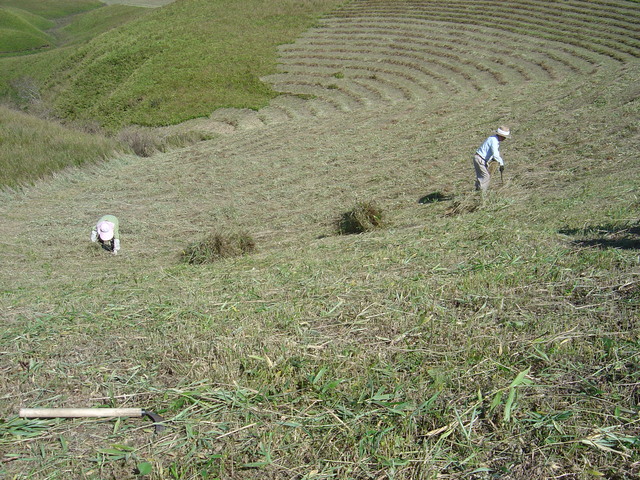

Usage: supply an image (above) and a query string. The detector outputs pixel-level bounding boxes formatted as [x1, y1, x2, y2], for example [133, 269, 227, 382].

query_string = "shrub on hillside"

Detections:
[9, 76, 41, 104]
[163, 130, 214, 149]
[337, 201, 384, 235]
[117, 126, 213, 157]
[182, 231, 256, 264]
[117, 126, 162, 157]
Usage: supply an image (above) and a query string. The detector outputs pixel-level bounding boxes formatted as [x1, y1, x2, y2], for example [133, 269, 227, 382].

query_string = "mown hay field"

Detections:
[0, 1, 639, 479]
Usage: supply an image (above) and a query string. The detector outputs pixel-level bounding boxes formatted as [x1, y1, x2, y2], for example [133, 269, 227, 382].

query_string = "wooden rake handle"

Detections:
[19, 407, 166, 433]
[20, 408, 143, 418]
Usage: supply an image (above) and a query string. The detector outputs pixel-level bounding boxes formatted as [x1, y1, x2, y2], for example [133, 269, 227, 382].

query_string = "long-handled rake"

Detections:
[20, 408, 166, 433]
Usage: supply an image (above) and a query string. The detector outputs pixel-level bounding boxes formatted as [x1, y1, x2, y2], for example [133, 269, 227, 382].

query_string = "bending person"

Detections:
[473, 126, 510, 192]
[91, 215, 120, 255]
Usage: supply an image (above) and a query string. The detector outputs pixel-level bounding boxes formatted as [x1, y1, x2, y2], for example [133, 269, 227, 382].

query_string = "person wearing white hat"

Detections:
[91, 214, 120, 254]
[473, 126, 510, 192]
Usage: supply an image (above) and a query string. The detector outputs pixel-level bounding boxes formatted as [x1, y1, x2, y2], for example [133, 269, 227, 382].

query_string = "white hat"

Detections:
[97, 221, 114, 241]
[496, 126, 510, 138]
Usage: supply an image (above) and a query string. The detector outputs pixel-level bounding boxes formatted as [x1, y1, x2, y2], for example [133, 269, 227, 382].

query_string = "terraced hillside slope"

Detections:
[1, 1, 639, 479]
[202, 0, 639, 129]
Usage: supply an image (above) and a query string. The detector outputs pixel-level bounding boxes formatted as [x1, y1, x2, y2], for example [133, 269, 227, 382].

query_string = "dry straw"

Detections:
[337, 201, 384, 235]
[182, 231, 256, 264]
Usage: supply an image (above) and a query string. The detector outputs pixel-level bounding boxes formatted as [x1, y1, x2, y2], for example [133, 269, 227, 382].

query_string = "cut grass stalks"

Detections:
[182, 231, 256, 264]
[337, 201, 384, 235]
[1, 2, 639, 479]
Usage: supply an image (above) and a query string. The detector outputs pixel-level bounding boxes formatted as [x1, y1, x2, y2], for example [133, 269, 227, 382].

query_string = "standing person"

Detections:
[91, 214, 120, 254]
[473, 126, 510, 192]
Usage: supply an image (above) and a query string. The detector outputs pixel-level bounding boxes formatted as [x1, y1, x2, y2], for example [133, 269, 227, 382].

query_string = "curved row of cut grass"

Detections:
[340, 0, 640, 41]
[324, 15, 608, 73]
[309, 19, 602, 74]
[336, 0, 640, 61]
[259, 0, 638, 119]
[221, 0, 640, 125]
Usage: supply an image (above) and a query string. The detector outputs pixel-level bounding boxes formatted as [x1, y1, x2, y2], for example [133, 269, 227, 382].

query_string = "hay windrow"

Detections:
[337, 200, 384, 234]
[182, 231, 256, 264]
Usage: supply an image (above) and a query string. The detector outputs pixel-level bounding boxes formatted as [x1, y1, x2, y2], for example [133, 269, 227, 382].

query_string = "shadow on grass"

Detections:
[560, 222, 640, 250]
[418, 191, 454, 204]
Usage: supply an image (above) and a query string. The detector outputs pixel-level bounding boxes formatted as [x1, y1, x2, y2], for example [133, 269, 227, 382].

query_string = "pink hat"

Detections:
[97, 221, 114, 241]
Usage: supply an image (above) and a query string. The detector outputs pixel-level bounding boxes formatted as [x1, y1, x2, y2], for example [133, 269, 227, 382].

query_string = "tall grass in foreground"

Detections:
[0, 105, 121, 189]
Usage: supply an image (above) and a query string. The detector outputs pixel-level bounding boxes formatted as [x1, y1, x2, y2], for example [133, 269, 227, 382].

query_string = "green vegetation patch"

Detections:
[45, 0, 345, 129]
[337, 201, 384, 234]
[0, 7, 53, 31]
[0, 8, 54, 53]
[182, 231, 256, 264]
[0, 27, 50, 53]
[0, 0, 102, 19]
[0, 4, 148, 97]
[56, 4, 145, 46]
[0, 105, 121, 189]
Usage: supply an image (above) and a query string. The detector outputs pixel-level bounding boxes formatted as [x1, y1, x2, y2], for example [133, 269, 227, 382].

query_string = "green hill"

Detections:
[46, 0, 346, 129]
[0, 1, 638, 479]
[0, 0, 344, 190]
[0, 0, 347, 129]
[0, 0, 104, 54]
[0, 7, 54, 53]
[0, 0, 102, 19]
[0, 105, 122, 189]
[0, 3, 148, 102]
[55, 3, 146, 46]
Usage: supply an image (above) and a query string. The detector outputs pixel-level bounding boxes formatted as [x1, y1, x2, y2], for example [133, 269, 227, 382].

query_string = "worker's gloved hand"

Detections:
[113, 239, 120, 255]
[91, 231, 97, 242]
[499, 165, 505, 173]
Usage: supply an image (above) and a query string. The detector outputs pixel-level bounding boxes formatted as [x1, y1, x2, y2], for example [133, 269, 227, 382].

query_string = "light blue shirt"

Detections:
[476, 135, 504, 166]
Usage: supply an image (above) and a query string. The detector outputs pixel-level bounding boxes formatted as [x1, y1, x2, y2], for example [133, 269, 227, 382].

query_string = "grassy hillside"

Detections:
[0, 105, 123, 189]
[0, 0, 345, 191]
[55, 4, 145, 47]
[0, 2, 148, 97]
[0, 0, 103, 54]
[46, 0, 347, 129]
[0, 1, 639, 479]
[0, 0, 102, 19]
[0, 7, 54, 53]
